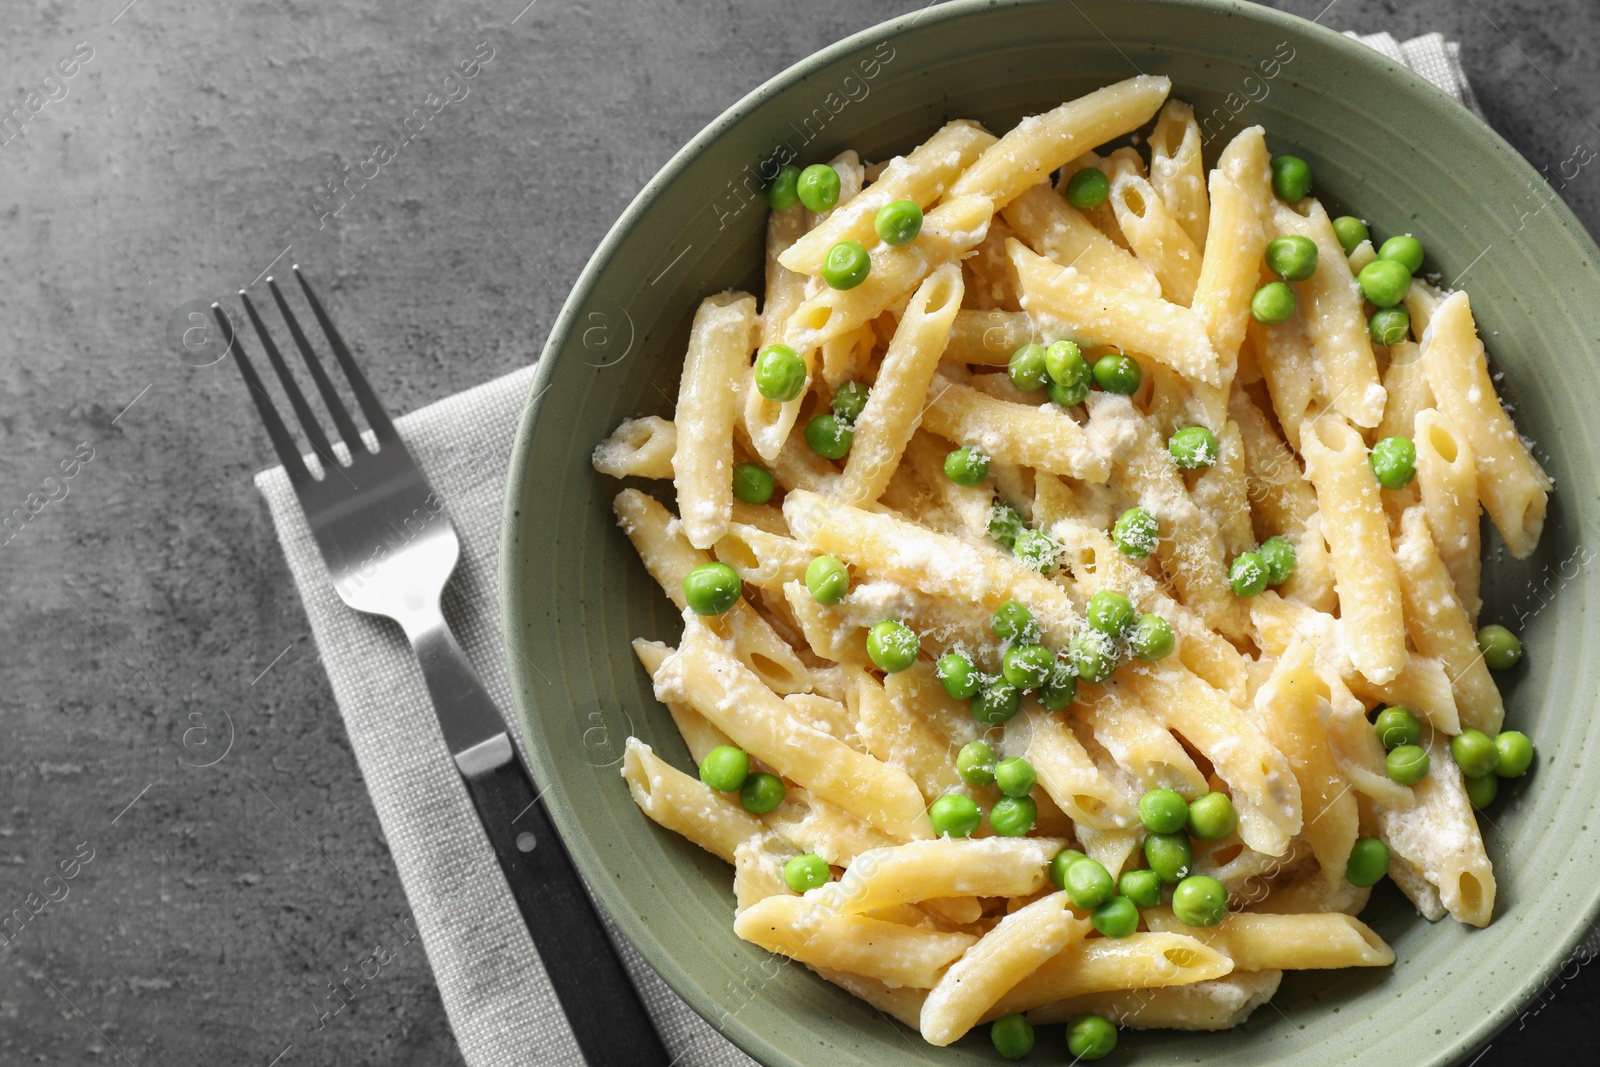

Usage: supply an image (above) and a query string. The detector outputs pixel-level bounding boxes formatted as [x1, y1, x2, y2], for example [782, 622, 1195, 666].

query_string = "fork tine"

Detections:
[217, 304, 311, 484]
[240, 290, 336, 464]
[292, 265, 399, 443]
[267, 276, 366, 452]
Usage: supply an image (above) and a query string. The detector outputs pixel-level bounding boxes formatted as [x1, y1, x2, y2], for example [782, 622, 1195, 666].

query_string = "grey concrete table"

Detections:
[1, 1, 1595, 1064]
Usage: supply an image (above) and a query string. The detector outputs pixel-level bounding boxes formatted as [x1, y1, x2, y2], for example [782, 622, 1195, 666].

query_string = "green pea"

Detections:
[766, 164, 802, 210]
[1332, 215, 1370, 256]
[1369, 306, 1411, 346]
[971, 678, 1021, 724]
[1385, 743, 1430, 785]
[1066, 1013, 1118, 1061]
[1144, 830, 1193, 883]
[955, 739, 996, 786]
[866, 619, 920, 673]
[1270, 154, 1312, 201]
[1168, 425, 1220, 469]
[804, 413, 853, 459]
[1258, 535, 1297, 586]
[1477, 624, 1522, 670]
[1172, 874, 1229, 927]
[1037, 659, 1078, 711]
[1045, 339, 1088, 387]
[1266, 234, 1319, 282]
[989, 795, 1038, 837]
[1087, 590, 1137, 637]
[1049, 849, 1087, 891]
[874, 199, 923, 246]
[1450, 728, 1500, 779]
[1092, 352, 1142, 395]
[991, 599, 1039, 642]
[1119, 868, 1163, 909]
[1250, 281, 1296, 324]
[1113, 507, 1159, 558]
[1047, 377, 1091, 408]
[732, 463, 775, 505]
[988, 502, 1024, 550]
[1068, 630, 1117, 684]
[928, 793, 982, 838]
[1013, 528, 1061, 575]
[1139, 789, 1190, 835]
[938, 652, 982, 701]
[1065, 855, 1116, 910]
[1129, 613, 1175, 661]
[740, 771, 786, 813]
[990, 1013, 1034, 1061]
[698, 745, 749, 792]
[1008, 342, 1050, 392]
[822, 240, 871, 290]
[1357, 258, 1412, 307]
[1345, 836, 1390, 888]
[805, 555, 850, 604]
[1465, 771, 1499, 810]
[1002, 644, 1054, 689]
[683, 562, 741, 615]
[796, 163, 840, 212]
[1065, 167, 1110, 209]
[783, 852, 830, 892]
[943, 446, 989, 486]
[1379, 234, 1425, 274]
[1187, 792, 1238, 842]
[1369, 435, 1417, 490]
[995, 757, 1037, 799]
[832, 380, 869, 424]
[1494, 730, 1534, 777]
[1373, 706, 1422, 750]
[1229, 552, 1269, 597]
[754, 343, 807, 402]
[1091, 895, 1140, 938]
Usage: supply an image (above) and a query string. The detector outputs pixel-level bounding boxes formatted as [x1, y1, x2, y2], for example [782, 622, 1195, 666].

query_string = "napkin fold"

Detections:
[255, 32, 1494, 1067]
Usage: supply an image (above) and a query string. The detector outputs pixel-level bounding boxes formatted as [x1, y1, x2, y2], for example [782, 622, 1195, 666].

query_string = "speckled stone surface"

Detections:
[1, 1, 1596, 1064]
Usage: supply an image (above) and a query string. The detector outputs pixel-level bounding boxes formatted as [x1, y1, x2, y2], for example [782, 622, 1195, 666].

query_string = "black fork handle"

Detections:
[459, 738, 670, 1066]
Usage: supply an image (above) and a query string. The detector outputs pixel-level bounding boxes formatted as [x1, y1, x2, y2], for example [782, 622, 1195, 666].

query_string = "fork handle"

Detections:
[458, 746, 670, 1067]
[405, 614, 669, 1066]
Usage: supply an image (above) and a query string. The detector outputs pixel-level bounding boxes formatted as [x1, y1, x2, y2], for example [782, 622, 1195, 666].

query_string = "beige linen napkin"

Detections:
[254, 33, 1491, 1067]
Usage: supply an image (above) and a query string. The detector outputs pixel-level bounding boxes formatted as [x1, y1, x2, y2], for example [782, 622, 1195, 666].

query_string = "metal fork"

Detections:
[219, 267, 667, 1067]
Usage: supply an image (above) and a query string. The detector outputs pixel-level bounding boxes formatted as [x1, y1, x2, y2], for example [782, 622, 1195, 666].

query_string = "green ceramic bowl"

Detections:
[503, 2, 1600, 1063]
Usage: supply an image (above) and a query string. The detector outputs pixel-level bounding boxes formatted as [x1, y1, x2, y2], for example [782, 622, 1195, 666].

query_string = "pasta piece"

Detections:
[1110, 170, 1202, 305]
[855, 673, 964, 801]
[781, 120, 996, 274]
[1074, 825, 1143, 878]
[766, 787, 899, 866]
[744, 206, 814, 462]
[1413, 408, 1482, 620]
[1028, 972, 1282, 1030]
[941, 308, 1037, 366]
[734, 895, 976, 988]
[656, 620, 933, 840]
[920, 893, 1088, 1046]
[1246, 316, 1321, 452]
[962, 215, 1024, 310]
[734, 834, 794, 911]
[1374, 343, 1433, 442]
[1419, 290, 1550, 558]
[621, 739, 761, 864]
[1188, 421, 1255, 559]
[1270, 200, 1384, 428]
[633, 639, 733, 763]
[1148, 99, 1209, 249]
[713, 522, 810, 591]
[591, 415, 677, 479]
[921, 371, 1110, 482]
[674, 291, 758, 548]
[1000, 184, 1161, 298]
[838, 264, 964, 505]
[811, 838, 1059, 915]
[948, 75, 1172, 211]
[1009, 239, 1223, 386]
[1076, 686, 1208, 798]
[1394, 507, 1503, 734]
[989, 933, 1234, 1016]
[1299, 414, 1406, 685]
[1142, 909, 1393, 969]
[811, 967, 927, 1029]
[1252, 638, 1358, 889]
[1375, 734, 1496, 927]
[1018, 704, 1139, 829]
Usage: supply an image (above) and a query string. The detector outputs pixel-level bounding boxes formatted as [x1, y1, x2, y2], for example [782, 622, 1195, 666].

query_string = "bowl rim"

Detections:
[501, 1, 1600, 1062]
